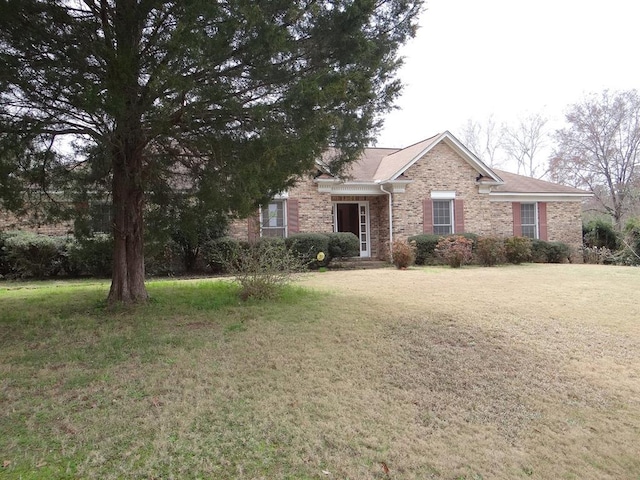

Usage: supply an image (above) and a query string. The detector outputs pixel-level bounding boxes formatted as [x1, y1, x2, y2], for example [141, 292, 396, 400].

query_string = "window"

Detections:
[521, 203, 537, 239]
[260, 200, 286, 238]
[90, 203, 113, 234]
[433, 199, 453, 235]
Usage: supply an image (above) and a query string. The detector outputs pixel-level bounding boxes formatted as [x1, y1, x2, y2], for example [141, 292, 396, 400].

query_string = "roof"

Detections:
[322, 131, 501, 183]
[318, 131, 591, 198]
[372, 135, 440, 181]
[492, 169, 589, 195]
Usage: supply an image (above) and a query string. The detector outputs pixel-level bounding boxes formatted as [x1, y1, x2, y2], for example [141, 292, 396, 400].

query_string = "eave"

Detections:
[489, 191, 593, 202]
[315, 179, 412, 195]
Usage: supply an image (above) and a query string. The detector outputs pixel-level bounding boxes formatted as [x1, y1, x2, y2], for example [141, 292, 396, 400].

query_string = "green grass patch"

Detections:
[1, 267, 639, 479]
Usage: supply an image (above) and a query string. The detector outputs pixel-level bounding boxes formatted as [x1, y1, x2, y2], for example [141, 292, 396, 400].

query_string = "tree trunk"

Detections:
[107, 145, 149, 305]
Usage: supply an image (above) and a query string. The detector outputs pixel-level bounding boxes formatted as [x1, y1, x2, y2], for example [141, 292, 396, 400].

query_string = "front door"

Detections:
[333, 202, 370, 257]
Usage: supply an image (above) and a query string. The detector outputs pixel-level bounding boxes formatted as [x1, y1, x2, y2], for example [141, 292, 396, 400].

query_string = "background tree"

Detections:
[0, 0, 422, 304]
[458, 116, 504, 167]
[550, 90, 640, 228]
[502, 112, 549, 178]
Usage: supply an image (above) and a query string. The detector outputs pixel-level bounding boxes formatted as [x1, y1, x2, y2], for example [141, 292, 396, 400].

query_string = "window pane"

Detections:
[262, 201, 284, 228]
[520, 203, 537, 238]
[522, 225, 536, 238]
[261, 201, 285, 238]
[433, 225, 452, 235]
[433, 200, 452, 234]
[521, 203, 535, 225]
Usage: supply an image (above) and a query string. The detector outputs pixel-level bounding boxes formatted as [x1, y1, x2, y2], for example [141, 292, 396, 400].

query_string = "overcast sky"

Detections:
[376, 0, 640, 149]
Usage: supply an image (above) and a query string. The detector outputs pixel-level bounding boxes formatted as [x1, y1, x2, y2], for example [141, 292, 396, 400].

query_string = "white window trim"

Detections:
[521, 202, 539, 239]
[260, 199, 288, 238]
[432, 198, 455, 235]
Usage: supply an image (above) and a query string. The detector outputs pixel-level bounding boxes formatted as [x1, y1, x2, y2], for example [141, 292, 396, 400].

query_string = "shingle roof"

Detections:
[492, 169, 588, 195]
[372, 135, 440, 181]
[319, 132, 590, 197]
[345, 147, 399, 181]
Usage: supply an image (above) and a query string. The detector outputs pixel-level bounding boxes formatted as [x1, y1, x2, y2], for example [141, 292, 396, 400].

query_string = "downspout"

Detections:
[379, 182, 393, 260]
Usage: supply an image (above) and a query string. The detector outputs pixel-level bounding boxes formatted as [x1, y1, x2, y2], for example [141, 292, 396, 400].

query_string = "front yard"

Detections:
[1, 264, 639, 479]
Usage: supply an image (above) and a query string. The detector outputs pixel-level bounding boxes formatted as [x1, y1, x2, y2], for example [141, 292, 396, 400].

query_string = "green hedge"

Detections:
[3, 231, 71, 278]
[475, 236, 505, 266]
[531, 239, 571, 263]
[67, 233, 114, 277]
[504, 236, 532, 264]
[326, 232, 360, 260]
[408, 234, 442, 265]
[285, 233, 330, 268]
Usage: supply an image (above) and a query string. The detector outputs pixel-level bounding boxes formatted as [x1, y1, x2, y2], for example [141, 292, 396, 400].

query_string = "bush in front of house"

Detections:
[435, 235, 473, 268]
[67, 233, 114, 277]
[409, 233, 478, 265]
[285, 233, 330, 269]
[408, 234, 442, 265]
[504, 236, 532, 264]
[475, 236, 505, 266]
[391, 239, 415, 269]
[531, 239, 571, 263]
[326, 232, 360, 260]
[202, 236, 243, 274]
[3, 231, 71, 278]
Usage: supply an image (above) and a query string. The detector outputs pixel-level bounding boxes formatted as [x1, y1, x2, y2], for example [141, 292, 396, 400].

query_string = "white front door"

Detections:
[333, 201, 370, 257]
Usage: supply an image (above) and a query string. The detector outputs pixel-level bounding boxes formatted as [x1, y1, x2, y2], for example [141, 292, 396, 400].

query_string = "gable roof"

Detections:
[332, 131, 503, 184]
[317, 131, 591, 198]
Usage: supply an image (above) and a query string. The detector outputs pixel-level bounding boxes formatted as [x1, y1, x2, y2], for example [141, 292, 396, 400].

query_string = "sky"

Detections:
[376, 0, 640, 149]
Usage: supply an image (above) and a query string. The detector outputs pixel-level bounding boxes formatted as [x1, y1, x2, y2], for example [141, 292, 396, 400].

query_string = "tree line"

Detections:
[458, 89, 640, 228]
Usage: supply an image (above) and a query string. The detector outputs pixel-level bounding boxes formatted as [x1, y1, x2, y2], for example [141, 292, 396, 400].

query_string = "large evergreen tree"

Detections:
[0, 0, 422, 304]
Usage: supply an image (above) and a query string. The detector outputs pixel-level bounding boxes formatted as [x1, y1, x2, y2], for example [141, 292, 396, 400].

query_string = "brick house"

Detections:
[230, 131, 591, 260]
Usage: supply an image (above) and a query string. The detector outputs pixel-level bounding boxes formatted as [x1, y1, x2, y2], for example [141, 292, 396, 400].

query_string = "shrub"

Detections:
[504, 236, 532, 264]
[285, 233, 330, 269]
[391, 239, 415, 269]
[435, 235, 473, 268]
[583, 218, 619, 250]
[458, 233, 479, 249]
[226, 240, 305, 300]
[0, 231, 13, 277]
[67, 233, 114, 277]
[326, 232, 360, 260]
[582, 246, 614, 264]
[530, 239, 550, 263]
[3, 231, 70, 278]
[3, 232, 69, 278]
[144, 239, 183, 277]
[546, 241, 571, 263]
[202, 237, 242, 274]
[408, 234, 442, 265]
[530, 239, 571, 263]
[620, 218, 640, 265]
[475, 236, 505, 266]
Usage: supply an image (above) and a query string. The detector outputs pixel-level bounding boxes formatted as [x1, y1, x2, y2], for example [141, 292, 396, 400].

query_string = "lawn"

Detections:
[1, 264, 639, 479]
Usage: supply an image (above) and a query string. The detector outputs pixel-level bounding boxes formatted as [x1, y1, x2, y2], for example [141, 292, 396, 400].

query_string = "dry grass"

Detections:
[1, 264, 639, 479]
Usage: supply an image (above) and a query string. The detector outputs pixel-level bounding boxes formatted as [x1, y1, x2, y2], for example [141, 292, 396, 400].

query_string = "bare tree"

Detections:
[550, 90, 640, 228]
[502, 113, 550, 178]
[459, 116, 504, 167]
